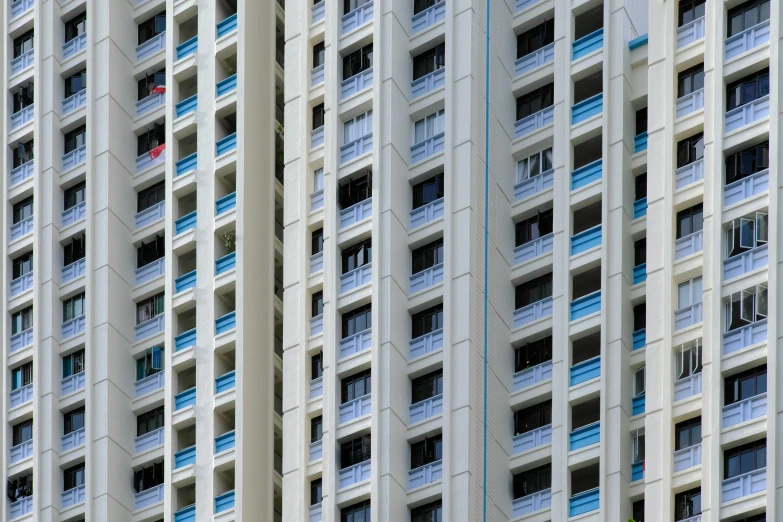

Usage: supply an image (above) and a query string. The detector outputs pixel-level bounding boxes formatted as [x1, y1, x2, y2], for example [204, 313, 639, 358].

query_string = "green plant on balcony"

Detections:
[222, 230, 236, 253]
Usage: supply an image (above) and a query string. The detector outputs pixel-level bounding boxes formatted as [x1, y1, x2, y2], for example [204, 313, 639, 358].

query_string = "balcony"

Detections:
[135, 314, 164, 341]
[135, 426, 164, 453]
[674, 372, 702, 402]
[571, 159, 602, 190]
[677, 17, 705, 48]
[341, 68, 373, 99]
[513, 424, 551, 454]
[310, 439, 323, 461]
[175, 270, 196, 293]
[215, 491, 235, 514]
[633, 197, 647, 219]
[633, 263, 647, 285]
[61, 427, 85, 452]
[513, 360, 552, 392]
[10, 48, 34, 76]
[216, 311, 236, 335]
[411, 198, 444, 229]
[10, 272, 33, 297]
[311, 189, 324, 211]
[411, 132, 445, 163]
[63, 32, 87, 59]
[10, 497, 33, 519]
[632, 329, 645, 350]
[311, 126, 324, 148]
[310, 376, 323, 398]
[570, 290, 601, 321]
[342, 1, 373, 34]
[569, 488, 599, 517]
[175, 505, 196, 522]
[411, 68, 445, 99]
[216, 252, 236, 275]
[340, 198, 372, 229]
[10, 383, 33, 408]
[339, 460, 371, 489]
[176, 94, 197, 118]
[410, 394, 442, 424]
[725, 20, 770, 60]
[137, 148, 166, 173]
[10, 159, 34, 186]
[341, 264, 372, 293]
[10, 0, 34, 18]
[136, 92, 165, 117]
[175, 211, 197, 235]
[675, 158, 703, 190]
[175, 387, 196, 410]
[176, 153, 198, 177]
[175, 446, 196, 468]
[217, 74, 237, 97]
[634, 132, 647, 153]
[340, 328, 371, 359]
[723, 392, 766, 429]
[674, 230, 703, 260]
[176, 36, 198, 61]
[572, 28, 603, 60]
[673, 443, 701, 473]
[725, 245, 768, 284]
[62, 201, 86, 227]
[631, 460, 644, 482]
[674, 302, 702, 330]
[722, 468, 765, 503]
[62, 258, 86, 283]
[412, 0, 445, 32]
[513, 489, 551, 518]
[725, 95, 769, 133]
[62, 315, 86, 339]
[10, 216, 34, 241]
[516, 169, 553, 202]
[11, 105, 34, 130]
[515, 106, 553, 139]
[310, 503, 323, 522]
[217, 13, 238, 38]
[136, 258, 165, 286]
[63, 144, 87, 171]
[136, 32, 166, 61]
[61, 371, 85, 395]
[410, 263, 443, 293]
[216, 430, 236, 453]
[572, 93, 603, 125]
[513, 296, 553, 328]
[676, 89, 704, 119]
[409, 460, 442, 489]
[310, 252, 323, 274]
[10, 440, 33, 464]
[570, 356, 600, 386]
[339, 393, 371, 423]
[516, 42, 554, 77]
[135, 484, 164, 510]
[216, 371, 236, 394]
[409, 329, 443, 360]
[175, 329, 196, 351]
[312, 0, 325, 22]
[632, 394, 645, 416]
[725, 169, 768, 208]
[217, 133, 237, 156]
[10, 328, 33, 353]
[571, 225, 601, 256]
[570, 428, 600, 457]
[340, 132, 373, 163]
[135, 371, 164, 397]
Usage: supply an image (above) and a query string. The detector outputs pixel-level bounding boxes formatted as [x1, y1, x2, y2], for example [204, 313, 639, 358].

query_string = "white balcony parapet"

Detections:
[725, 20, 770, 60]
[135, 483, 164, 510]
[9, 496, 33, 519]
[10, 104, 34, 129]
[136, 148, 166, 173]
[10, 328, 33, 353]
[62, 258, 86, 283]
[722, 467, 766, 503]
[310, 314, 323, 336]
[339, 459, 371, 489]
[339, 393, 371, 424]
[62, 32, 87, 59]
[10, 159, 34, 186]
[135, 371, 164, 397]
[62, 315, 86, 339]
[309, 440, 323, 461]
[136, 201, 165, 229]
[515, 169, 553, 201]
[340, 198, 372, 229]
[310, 189, 324, 211]
[61, 371, 85, 396]
[512, 488, 552, 518]
[9, 440, 33, 463]
[724, 246, 768, 284]
[411, 0, 445, 33]
[725, 95, 769, 133]
[340, 263, 372, 293]
[409, 460, 442, 489]
[61, 484, 86, 509]
[339, 328, 371, 359]
[340, 68, 373, 99]
[311, 126, 324, 148]
[340, 132, 373, 163]
[674, 372, 702, 402]
[674, 303, 702, 331]
[410, 263, 443, 293]
[309, 503, 323, 522]
[513, 424, 552, 454]
[515, 42, 554, 77]
[410, 198, 444, 229]
[62, 201, 86, 227]
[136, 92, 165, 117]
[722, 392, 766, 429]
[135, 257, 165, 286]
[409, 329, 443, 360]
[674, 230, 703, 260]
[411, 68, 445, 99]
[135, 426, 165, 454]
[10, 215, 34, 241]
[675, 158, 703, 190]
[62, 144, 87, 171]
[513, 360, 552, 392]
[410, 394, 442, 424]
[724, 169, 768, 207]
[62, 88, 87, 114]
[514, 296, 553, 328]
[515, 106, 553, 139]
[135, 314, 164, 341]
[61, 427, 85, 452]
[514, 233, 553, 265]
[723, 319, 768, 355]
[411, 132, 445, 163]
[10, 48, 34, 76]
[311, 0, 325, 23]
[673, 443, 702, 473]
[677, 16, 705, 48]
[311, 64, 325, 86]
[10, 0, 34, 19]
[341, 1, 373, 34]
[10, 272, 33, 297]
[310, 377, 323, 399]
[676, 89, 704, 118]
[10, 383, 33, 408]
[136, 32, 166, 61]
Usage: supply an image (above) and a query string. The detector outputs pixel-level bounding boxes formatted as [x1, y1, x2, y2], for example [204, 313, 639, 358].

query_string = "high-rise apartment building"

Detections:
[2, 0, 285, 520]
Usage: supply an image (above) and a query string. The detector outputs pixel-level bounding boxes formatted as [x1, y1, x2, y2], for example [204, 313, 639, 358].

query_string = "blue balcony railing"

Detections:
[216, 371, 236, 394]
[175, 329, 196, 351]
[632, 394, 645, 416]
[175, 387, 196, 410]
[176, 94, 197, 118]
[633, 197, 647, 219]
[633, 263, 646, 284]
[569, 422, 600, 451]
[571, 159, 602, 190]
[217, 13, 238, 38]
[216, 311, 236, 335]
[176, 36, 198, 61]
[570, 290, 601, 320]
[572, 28, 603, 60]
[175, 270, 196, 293]
[632, 328, 645, 350]
[174, 505, 196, 522]
[175, 446, 196, 468]
[175, 211, 197, 235]
[572, 93, 603, 125]
[217, 74, 238, 97]
[570, 488, 599, 517]
[570, 356, 600, 386]
[629, 34, 648, 50]
[631, 461, 644, 482]
[176, 152, 197, 176]
[217, 133, 237, 156]
[135, 314, 164, 341]
[216, 192, 236, 215]
[216, 430, 236, 453]
[570, 225, 601, 255]
[634, 132, 648, 153]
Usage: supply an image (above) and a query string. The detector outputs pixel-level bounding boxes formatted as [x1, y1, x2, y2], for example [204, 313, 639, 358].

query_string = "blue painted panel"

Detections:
[217, 133, 237, 156]
[217, 74, 238, 97]
[176, 36, 198, 60]
[216, 253, 237, 275]
[572, 28, 603, 60]
[632, 394, 646, 416]
[175, 270, 196, 293]
[216, 193, 236, 215]
[632, 329, 646, 350]
[570, 290, 601, 320]
[215, 491, 235, 513]
[176, 152, 197, 175]
[571, 225, 602, 255]
[634, 132, 648, 153]
[631, 461, 644, 481]
[175, 388, 196, 410]
[629, 34, 648, 50]
[215, 371, 236, 394]
[216, 14, 238, 38]
[174, 446, 196, 468]
[176, 94, 197, 118]
[569, 488, 599, 517]
[571, 159, 602, 190]
[215, 431, 236, 453]
[175, 211, 197, 235]
[175, 329, 196, 351]
[633, 263, 647, 284]
[633, 197, 648, 219]
[215, 311, 236, 335]
[570, 356, 600, 386]
[174, 505, 196, 522]
[569, 423, 600, 451]
[572, 93, 603, 124]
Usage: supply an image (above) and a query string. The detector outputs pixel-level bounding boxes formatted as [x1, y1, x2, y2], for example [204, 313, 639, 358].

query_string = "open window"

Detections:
[726, 284, 767, 331]
[726, 212, 768, 258]
[632, 428, 645, 464]
[675, 339, 702, 380]
[633, 367, 645, 397]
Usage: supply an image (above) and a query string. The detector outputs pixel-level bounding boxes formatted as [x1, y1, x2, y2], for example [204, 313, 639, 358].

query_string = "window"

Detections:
[338, 170, 372, 208]
[412, 501, 442, 522]
[414, 0, 439, 15]
[137, 235, 164, 268]
[7, 473, 32, 502]
[634, 238, 646, 267]
[411, 434, 442, 469]
[137, 69, 166, 101]
[137, 406, 164, 437]
[342, 305, 371, 338]
[12, 252, 33, 280]
[137, 123, 165, 155]
[312, 229, 324, 257]
[137, 181, 165, 213]
[311, 352, 323, 380]
[313, 168, 324, 192]
[513, 464, 551, 499]
[635, 173, 647, 201]
[514, 400, 551, 436]
[411, 305, 443, 339]
[344, 0, 371, 13]
[727, 68, 769, 111]
[632, 428, 645, 464]
[634, 367, 645, 397]
[725, 141, 768, 185]
[412, 369, 443, 404]
[725, 365, 766, 406]
[676, 133, 704, 168]
[13, 197, 33, 224]
[64, 232, 86, 266]
[63, 464, 85, 491]
[516, 209, 553, 247]
[12, 420, 33, 446]
[64, 12, 87, 42]
[413, 43, 445, 81]
[63, 350, 85, 379]
[726, 212, 768, 258]
[517, 19, 554, 58]
[516, 83, 554, 120]
[343, 43, 373, 80]
[340, 434, 371, 468]
[313, 103, 325, 129]
[313, 42, 325, 68]
[63, 293, 86, 322]
[136, 347, 163, 381]
[674, 488, 701, 520]
[635, 107, 647, 135]
[12, 140, 34, 168]
[412, 239, 443, 275]
[133, 461, 164, 493]
[724, 439, 766, 479]
[64, 182, 86, 211]
[13, 30, 34, 59]
[310, 479, 322, 506]
[64, 125, 86, 154]
[676, 276, 702, 310]
[515, 273, 552, 309]
[727, 0, 769, 38]
[138, 13, 166, 45]
[678, 0, 705, 26]
[412, 173, 444, 210]
[677, 64, 704, 98]
[413, 109, 445, 145]
[342, 239, 371, 273]
[341, 369, 371, 403]
[344, 110, 372, 144]
[11, 307, 33, 336]
[311, 416, 323, 442]
[675, 340, 702, 380]
[676, 203, 703, 238]
[632, 500, 645, 522]
[341, 500, 371, 522]
[725, 284, 767, 331]
[517, 147, 553, 184]
[633, 303, 646, 332]
[312, 291, 323, 317]
[515, 336, 552, 372]
[675, 417, 701, 451]
[136, 292, 164, 324]
[64, 406, 85, 434]
[12, 84, 33, 114]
